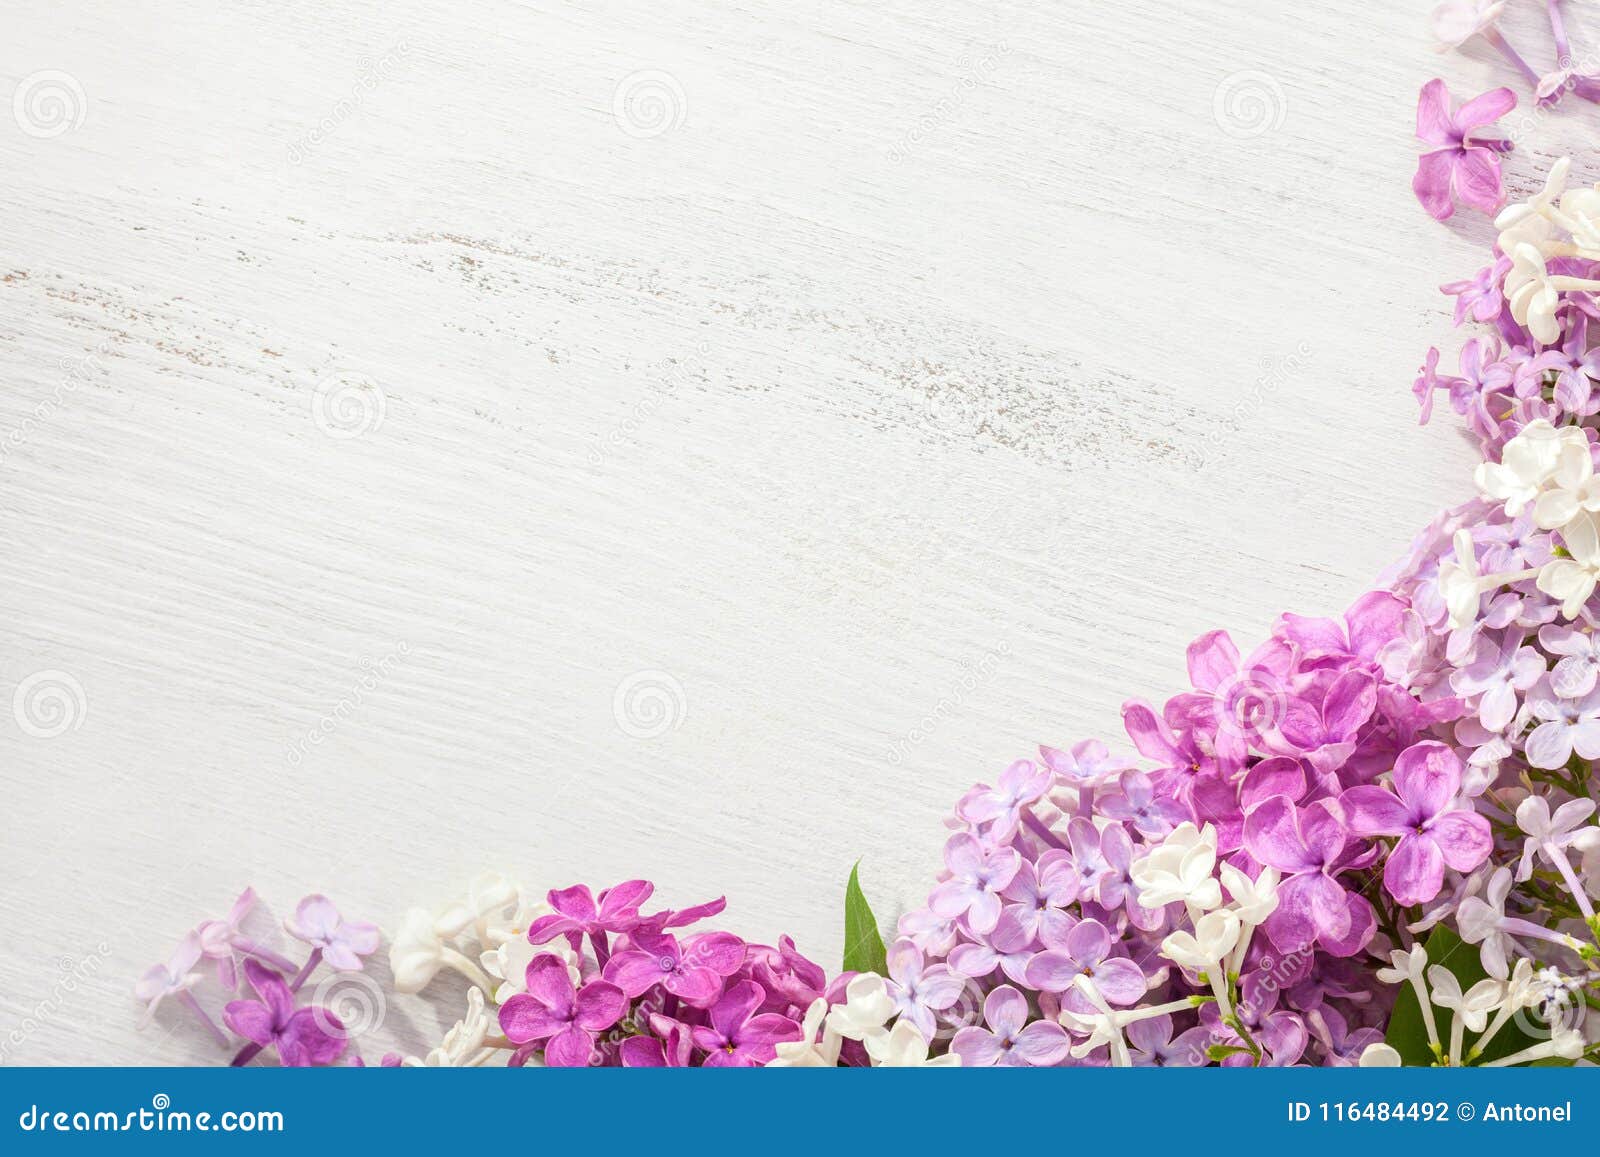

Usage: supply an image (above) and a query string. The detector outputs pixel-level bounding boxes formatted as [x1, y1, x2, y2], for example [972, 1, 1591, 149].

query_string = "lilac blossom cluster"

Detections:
[503, 881, 827, 1066]
[135, 889, 380, 1066]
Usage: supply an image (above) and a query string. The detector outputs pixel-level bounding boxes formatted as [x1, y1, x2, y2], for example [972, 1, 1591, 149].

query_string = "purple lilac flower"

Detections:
[1441, 258, 1510, 326]
[689, 981, 800, 1066]
[957, 758, 1050, 837]
[602, 929, 746, 1005]
[1125, 1014, 1210, 1067]
[882, 938, 965, 1040]
[950, 986, 1071, 1067]
[499, 956, 626, 1067]
[1022, 918, 1147, 1013]
[222, 960, 347, 1068]
[283, 895, 380, 972]
[1539, 622, 1600, 697]
[1097, 769, 1187, 837]
[928, 833, 1021, 934]
[1243, 796, 1376, 955]
[999, 852, 1078, 942]
[1341, 741, 1492, 906]
[1412, 79, 1515, 220]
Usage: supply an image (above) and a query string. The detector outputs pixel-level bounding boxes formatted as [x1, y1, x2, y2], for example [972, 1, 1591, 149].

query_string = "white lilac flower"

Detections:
[1476, 421, 1588, 516]
[1129, 822, 1221, 912]
[403, 987, 492, 1067]
[479, 933, 580, 1004]
[863, 1019, 960, 1067]
[1538, 512, 1600, 618]
[768, 998, 842, 1067]
[824, 973, 895, 1043]
[1358, 1042, 1402, 1066]
[1539, 623, 1600, 697]
[1378, 946, 1441, 1058]
[1521, 679, 1600, 769]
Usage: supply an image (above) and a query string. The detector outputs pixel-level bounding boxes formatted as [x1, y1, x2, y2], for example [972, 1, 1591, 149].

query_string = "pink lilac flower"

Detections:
[602, 929, 746, 1005]
[1411, 79, 1515, 221]
[950, 986, 1071, 1067]
[222, 959, 347, 1068]
[1341, 742, 1493, 905]
[1243, 796, 1376, 955]
[499, 956, 627, 1067]
[1442, 257, 1511, 326]
[690, 980, 800, 1066]
[526, 880, 654, 946]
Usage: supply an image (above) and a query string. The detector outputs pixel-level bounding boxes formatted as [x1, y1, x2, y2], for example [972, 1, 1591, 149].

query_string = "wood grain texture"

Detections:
[1, 0, 1594, 1063]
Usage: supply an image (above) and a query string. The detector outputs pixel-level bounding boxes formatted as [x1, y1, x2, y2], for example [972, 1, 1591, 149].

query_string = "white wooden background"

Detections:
[2, 0, 1590, 1064]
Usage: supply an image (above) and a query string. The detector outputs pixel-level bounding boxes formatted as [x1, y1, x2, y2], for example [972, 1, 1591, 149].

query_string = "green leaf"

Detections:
[842, 860, 888, 975]
[1384, 925, 1542, 1066]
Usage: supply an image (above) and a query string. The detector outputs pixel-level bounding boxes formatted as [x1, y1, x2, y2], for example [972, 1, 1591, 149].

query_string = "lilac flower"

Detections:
[1415, 346, 1468, 425]
[928, 832, 1021, 934]
[1306, 1007, 1384, 1067]
[957, 758, 1050, 836]
[1276, 591, 1406, 671]
[1022, 918, 1147, 1013]
[1201, 971, 1309, 1066]
[1271, 669, 1378, 777]
[999, 851, 1078, 942]
[134, 932, 204, 1021]
[950, 986, 1070, 1067]
[1037, 739, 1135, 786]
[1539, 622, 1600, 698]
[947, 909, 1039, 986]
[691, 980, 800, 1066]
[881, 938, 965, 1040]
[283, 895, 381, 972]
[526, 880, 653, 944]
[1522, 677, 1600, 768]
[1125, 1014, 1210, 1067]
[1448, 629, 1544, 731]
[499, 956, 626, 1067]
[222, 960, 347, 1067]
[1243, 796, 1375, 955]
[602, 929, 746, 1005]
[1097, 769, 1187, 837]
[1412, 79, 1515, 220]
[1341, 742, 1493, 906]
[194, 888, 295, 988]
[619, 1014, 696, 1067]
[1442, 257, 1511, 326]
